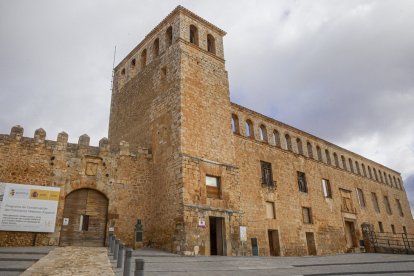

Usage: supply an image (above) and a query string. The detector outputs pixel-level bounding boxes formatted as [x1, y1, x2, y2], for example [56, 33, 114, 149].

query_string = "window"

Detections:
[371, 192, 380, 213]
[206, 175, 220, 198]
[297, 171, 308, 193]
[131, 58, 136, 68]
[397, 178, 402, 189]
[378, 221, 384, 233]
[302, 207, 312, 224]
[316, 146, 322, 161]
[166, 26, 173, 47]
[356, 188, 366, 208]
[153, 38, 160, 57]
[322, 179, 332, 198]
[231, 114, 240, 134]
[80, 215, 89, 231]
[259, 125, 268, 142]
[378, 170, 384, 183]
[389, 175, 393, 187]
[121, 68, 126, 75]
[361, 163, 366, 177]
[373, 168, 378, 181]
[391, 224, 396, 234]
[261, 161, 274, 187]
[341, 155, 347, 170]
[396, 199, 404, 217]
[273, 130, 281, 147]
[265, 201, 276, 219]
[334, 152, 339, 167]
[383, 196, 392, 215]
[285, 134, 292, 151]
[355, 161, 360, 175]
[245, 119, 254, 138]
[403, 226, 407, 234]
[384, 172, 388, 185]
[189, 25, 199, 45]
[368, 166, 372, 178]
[348, 158, 354, 173]
[393, 176, 397, 187]
[297, 138, 303, 155]
[140, 49, 147, 70]
[307, 142, 313, 158]
[325, 149, 331, 165]
[207, 34, 216, 54]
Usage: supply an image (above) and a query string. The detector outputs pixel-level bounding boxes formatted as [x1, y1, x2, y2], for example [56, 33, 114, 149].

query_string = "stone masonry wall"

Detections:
[0, 126, 152, 247]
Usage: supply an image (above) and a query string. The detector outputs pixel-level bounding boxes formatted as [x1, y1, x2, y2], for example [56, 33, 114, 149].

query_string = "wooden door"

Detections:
[306, 232, 317, 255]
[268, 230, 281, 256]
[60, 189, 108, 246]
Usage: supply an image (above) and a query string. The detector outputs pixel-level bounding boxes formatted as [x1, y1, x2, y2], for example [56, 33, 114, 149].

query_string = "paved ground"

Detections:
[21, 247, 114, 276]
[111, 248, 414, 276]
[2, 246, 414, 275]
[0, 247, 53, 276]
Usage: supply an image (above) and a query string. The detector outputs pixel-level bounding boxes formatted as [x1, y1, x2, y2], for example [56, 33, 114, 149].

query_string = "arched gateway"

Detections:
[60, 189, 108, 246]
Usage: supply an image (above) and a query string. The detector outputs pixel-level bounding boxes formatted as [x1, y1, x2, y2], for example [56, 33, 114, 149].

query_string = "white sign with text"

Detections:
[0, 183, 60, 233]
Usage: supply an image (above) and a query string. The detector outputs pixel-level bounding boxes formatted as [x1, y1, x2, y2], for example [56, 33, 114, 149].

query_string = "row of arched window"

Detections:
[119, 24, 217, 78]
[120, 26, 173, 77]
[231, 114, 403, 190]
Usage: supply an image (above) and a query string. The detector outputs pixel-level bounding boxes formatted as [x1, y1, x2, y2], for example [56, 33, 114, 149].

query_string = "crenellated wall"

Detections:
[0, 125, 154, 247]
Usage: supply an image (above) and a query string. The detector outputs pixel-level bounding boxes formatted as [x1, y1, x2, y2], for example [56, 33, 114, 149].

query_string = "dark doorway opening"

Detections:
[209, 217, 225, 255]
[345, 220, 357, 249]
[306, 232, 317, 255]
[268, 230, 281, 256]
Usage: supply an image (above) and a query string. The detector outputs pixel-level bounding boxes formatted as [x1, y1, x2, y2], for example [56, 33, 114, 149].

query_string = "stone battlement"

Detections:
[0, 125, 152, 159]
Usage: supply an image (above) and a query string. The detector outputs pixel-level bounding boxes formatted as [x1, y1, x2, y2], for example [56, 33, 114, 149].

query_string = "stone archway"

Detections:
[60, 188, 108, 246]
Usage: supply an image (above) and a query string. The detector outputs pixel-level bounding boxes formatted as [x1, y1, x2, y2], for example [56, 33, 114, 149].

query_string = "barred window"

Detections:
[302, 207, 312, 224]
[297, 171, 308, 193]
[384, 196, 392, 215]
[356, 188, 366, 208]
[371, 192, 380, 213]
[396, 199, 404, 217]
[260, 161, 274, 187]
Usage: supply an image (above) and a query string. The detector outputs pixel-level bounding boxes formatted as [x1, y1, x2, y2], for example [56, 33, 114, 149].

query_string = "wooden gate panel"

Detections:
[60, 189, 108, 247]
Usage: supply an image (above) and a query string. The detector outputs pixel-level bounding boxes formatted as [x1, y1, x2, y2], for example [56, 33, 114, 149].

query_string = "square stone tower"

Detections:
[109, 6, 241, 255]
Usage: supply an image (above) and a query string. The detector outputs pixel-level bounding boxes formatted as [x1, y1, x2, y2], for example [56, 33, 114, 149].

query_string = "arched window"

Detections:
[285, 134, 292, 151]
[341, 155, 347, 170]
[140, 49, 147, 70]
[355, 161, 360, 175]
[131, 58, 136, 68]
[296, 138, 303, 155]
[121, 68, 126, 75]
[368, 166, 372, 178]
[373, 168, 378, 181]
[334, 152, 339, 167]
[245, 119, 254, 138]
[348, 158, 354, 173]
[393, 176, 397, 188]
[166, 26, 173, 47]
[231, 114, 239, 134]
[378, 170, 383, 183]
[316, 146, 322, 161]
[207, 34, 216, 54]
[259, 125, 268, 142]
[361, 163, 366, 177]
[388, 175, 393, 187]
[397, 178, 402, 189]
[307, 142, 313, 158]
[273, 130, 281, 147]
[325, 149, 331, 165]
[189, 25, 199, 45]
[153, 38, 160, 58]
[384, 172, 388, 185]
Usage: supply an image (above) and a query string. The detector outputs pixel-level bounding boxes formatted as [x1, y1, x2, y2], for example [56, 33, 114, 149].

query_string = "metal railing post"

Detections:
[123, 248, 133, 276]
[117, 243, 124, 268]
[109, 235, 116, 254]
[134, 259, 144, 276]
[114, 239, 120, 260]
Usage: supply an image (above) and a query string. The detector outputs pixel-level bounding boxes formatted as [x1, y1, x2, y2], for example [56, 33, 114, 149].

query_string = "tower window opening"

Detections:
[207, 34, 216, 54]
[189, 25, 199, 45]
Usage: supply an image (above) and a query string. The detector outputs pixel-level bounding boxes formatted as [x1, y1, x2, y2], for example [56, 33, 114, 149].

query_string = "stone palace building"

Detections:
[0, 6, 413, 256]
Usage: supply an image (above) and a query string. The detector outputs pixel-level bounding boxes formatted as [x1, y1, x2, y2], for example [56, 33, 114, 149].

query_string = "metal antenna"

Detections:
[110, 45, 117, 93]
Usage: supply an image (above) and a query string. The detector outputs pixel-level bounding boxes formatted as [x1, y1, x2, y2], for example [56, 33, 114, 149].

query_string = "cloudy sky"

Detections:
[1, 1, 414, 211]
